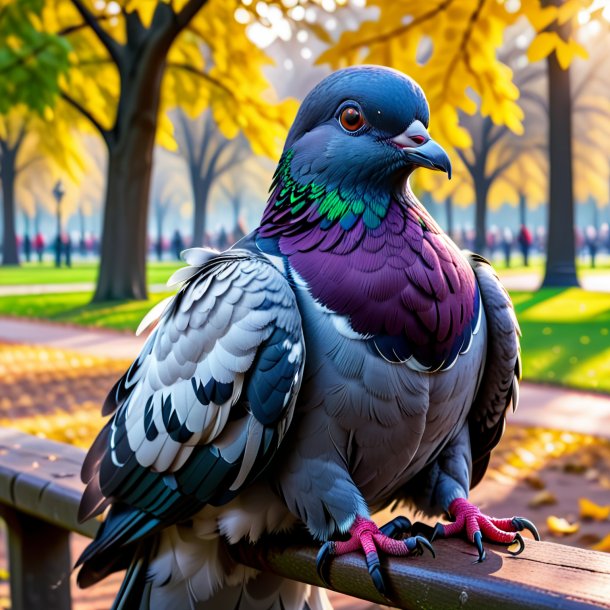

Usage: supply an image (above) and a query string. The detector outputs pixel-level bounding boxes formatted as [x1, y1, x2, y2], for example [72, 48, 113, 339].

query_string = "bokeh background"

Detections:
[1, 0, 610, 608]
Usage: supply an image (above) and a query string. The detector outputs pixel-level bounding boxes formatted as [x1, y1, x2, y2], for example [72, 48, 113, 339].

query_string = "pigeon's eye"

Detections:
[339, 106, 365, 132]
[410, 135, 426, 145]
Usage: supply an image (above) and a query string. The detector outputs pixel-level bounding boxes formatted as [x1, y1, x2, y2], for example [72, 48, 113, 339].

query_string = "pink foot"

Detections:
[434, 498, 540, 562]
[316, 516, 434, 596]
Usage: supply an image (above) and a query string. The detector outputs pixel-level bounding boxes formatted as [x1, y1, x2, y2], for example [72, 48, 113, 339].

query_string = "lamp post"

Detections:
[53, 180, 65, 268]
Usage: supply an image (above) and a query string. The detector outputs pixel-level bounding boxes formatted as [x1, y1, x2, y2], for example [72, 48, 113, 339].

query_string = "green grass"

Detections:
[0, 291, 173, 331]
[514, 288, 610, 394]
[0, 261, 182, 286]
[0, 283, 609, 394]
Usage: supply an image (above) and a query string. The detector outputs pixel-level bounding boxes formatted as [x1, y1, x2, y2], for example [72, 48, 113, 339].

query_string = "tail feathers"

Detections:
[111, 538, 157, 610]
[76, 504, 163, 588]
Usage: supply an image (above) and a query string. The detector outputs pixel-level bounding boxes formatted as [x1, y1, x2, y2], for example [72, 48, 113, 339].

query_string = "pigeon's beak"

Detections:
[390, 120, 452, 179]
[404, 139, 452, 179]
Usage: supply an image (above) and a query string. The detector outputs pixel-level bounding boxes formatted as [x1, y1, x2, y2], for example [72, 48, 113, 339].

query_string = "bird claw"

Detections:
[429, 522, 446, 543]
[379, 515, 412, 538]
[506, 532, 525, 556]
[406, 535, 436, 558]
[434, 499, 539, 561]
[315, 541, 335, 588]
[472, 531, 486, 563]
[512, 517, 541, 541]
[315, 516, 435, 597]
[366, 553, 387, 596]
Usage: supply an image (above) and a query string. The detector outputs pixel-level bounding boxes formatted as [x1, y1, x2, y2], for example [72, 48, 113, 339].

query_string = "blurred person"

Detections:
[517, 224, 533, 266]
[155, 236, 164, 261]
[535, 226, 546, 254]
[599, 223, 610, 254]
[216, 226, 228, 251]
[585, 225, 598, 268]
[23, 233, 32, 263]
[34, 232, 45, 263]
[171, 229, 184, 260]
[64, 234, 73, 268]
[486, 226, 499, 259]
[501, 227, 513, 268]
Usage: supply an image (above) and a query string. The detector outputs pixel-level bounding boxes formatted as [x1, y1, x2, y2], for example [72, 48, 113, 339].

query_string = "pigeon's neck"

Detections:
[259, 150, 395, 236]
[257, 186, 478, 371]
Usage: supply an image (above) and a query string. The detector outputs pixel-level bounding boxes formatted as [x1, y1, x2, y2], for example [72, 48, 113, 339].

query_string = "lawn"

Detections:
[0, 291, 173, 331]
[0, 260, 183, 286]
[513, 288, 610, 394]
[0, 283, 609, 393]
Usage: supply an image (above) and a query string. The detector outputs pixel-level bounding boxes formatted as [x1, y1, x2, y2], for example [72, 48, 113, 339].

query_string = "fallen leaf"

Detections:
[591, 533, 610, 552]
[579, 498, 610, 521]
[563, 461, 587, 474]
[524, 475, 545, 490]
[578, 533, 602, 546]
[529, 490, 557, 508]
[547, 516, 580, 535]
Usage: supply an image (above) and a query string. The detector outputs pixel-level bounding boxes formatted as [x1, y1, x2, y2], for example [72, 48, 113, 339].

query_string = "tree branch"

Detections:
[167, 62, 235, 99]
[215, 140, 248, 177]
[174, 0, 210, 31]
[488, 150, 521, 183]
[61, 91, 110, 144]
[487, 124, 509, 150]
[58, 15, 111, 37]
[455, 146, 474, 172]
[68, 0, 122, 67]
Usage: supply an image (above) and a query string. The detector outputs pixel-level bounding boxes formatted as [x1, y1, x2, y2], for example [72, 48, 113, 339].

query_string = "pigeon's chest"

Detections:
[289, 275, 484, 504]
[282, 205, 479, 371]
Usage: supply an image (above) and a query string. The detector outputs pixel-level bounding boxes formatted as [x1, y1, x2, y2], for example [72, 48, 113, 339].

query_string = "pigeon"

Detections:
[76, 65, 539, 610]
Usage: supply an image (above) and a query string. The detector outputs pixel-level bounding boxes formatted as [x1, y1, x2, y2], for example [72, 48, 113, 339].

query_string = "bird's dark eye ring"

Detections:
[339, 106, 365, 132]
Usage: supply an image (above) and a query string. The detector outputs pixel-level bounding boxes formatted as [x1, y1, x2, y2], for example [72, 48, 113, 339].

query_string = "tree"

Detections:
[23, 0, 297, 301]
[173, 109, 251, 248]
[0, 114, 26, 265]
[0, 108, 82, 265]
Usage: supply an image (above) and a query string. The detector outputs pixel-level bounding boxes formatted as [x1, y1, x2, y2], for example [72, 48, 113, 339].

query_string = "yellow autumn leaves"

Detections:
[34, 0, 299, 165]
[547, 498, 610, 551]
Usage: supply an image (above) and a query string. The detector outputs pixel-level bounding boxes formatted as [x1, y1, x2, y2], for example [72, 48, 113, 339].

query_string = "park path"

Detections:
[0, 282, 168, 296]
[2, 316, 610, 439]
[1, 269, 609, 297]
[499, 272, 610, 292]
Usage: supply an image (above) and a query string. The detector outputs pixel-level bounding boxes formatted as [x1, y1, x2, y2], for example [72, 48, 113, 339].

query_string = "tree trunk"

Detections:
[474, 179, 489, 255]
[591, 197, 599, 230]
[93, 15, 177, 302]
[445, 195, 453, 238]
[156, 208, 164, 261]
[192, 179, 210, 247]
[519, 192, 527, 227]
[1, 142, 19, 266]
[541, 6, 578, 288]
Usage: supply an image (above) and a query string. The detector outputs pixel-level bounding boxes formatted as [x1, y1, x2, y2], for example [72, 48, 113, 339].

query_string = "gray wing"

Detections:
[466, 252, 521, 488]
[77, 248, 304, 583]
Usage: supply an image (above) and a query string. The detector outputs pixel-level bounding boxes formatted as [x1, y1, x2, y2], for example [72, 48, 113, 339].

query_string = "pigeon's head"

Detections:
[282, 66, 451, 198]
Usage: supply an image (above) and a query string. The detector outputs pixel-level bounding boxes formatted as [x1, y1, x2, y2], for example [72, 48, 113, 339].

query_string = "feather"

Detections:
[136, 296, 174, 337]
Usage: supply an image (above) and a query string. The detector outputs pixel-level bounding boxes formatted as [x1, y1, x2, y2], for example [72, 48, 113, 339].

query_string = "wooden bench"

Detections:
[0, 427, 608, 610]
